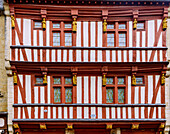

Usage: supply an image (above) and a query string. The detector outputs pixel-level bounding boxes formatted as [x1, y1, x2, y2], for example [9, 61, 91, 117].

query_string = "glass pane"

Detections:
[65, 24, 72, 28]
[65, 88, 72, 103]
[107, 33, 114, 47]
[137, 23, 144, 29]
[118, 88, 124, 103]
[54, 78, 61, 84]
[106, 78, 114, 84]
[119, 23, 126, 29]
[106, 88, 113, 103]
[53, 33, 60, 46]
[118, 77, 125, 85]
[107, 24, 114, 29]
[34, 22, 42, 28]
[54, 88, 61, 103]
[119, 33, 126, 47]
[65, 78, 72, 84]
[65, 33, 72, 46]
[53, 23, 60, 28]
[136, 77, 143, 84]
[36, 77, 43, 84]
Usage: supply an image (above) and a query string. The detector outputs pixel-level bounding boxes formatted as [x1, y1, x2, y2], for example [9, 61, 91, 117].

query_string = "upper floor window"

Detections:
[136, 76, 144, 85]
[106, 76, 126, 104]
[119, 23, 126, 29]
[137, 22, 145, 30]
[53, 76, 73, 103]
[34, 22, 42, 28]
[52, 22, 72, 46]
[107, 22, 127, 47]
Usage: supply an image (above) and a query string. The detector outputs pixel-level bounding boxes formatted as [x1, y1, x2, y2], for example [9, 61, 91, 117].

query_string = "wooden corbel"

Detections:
[71, 67, 78, 86]
[13, 123, 19, 129]
[67, 124, 73, 129]
[41, 67, 48, 85]
[163, 18, 167, 31]
[11, 66, 17, 85]
[131, 66, 138, 86]
[73, 73, 77, 86]
[71, 10, 78, 32]
[159, 123, 165, 129]
[10, 7, 15, 28]
[102, 10, 108, 33]
[163, 8, 168, 31]
[131, 124, 139, 129]
[133, 10, 138, 30]
[40, 123, 46, 129]
[41, 9, 47, 30]
[102, 66, 108, 86]
[161, 73, 165, 85]
[106, 124, 112, 129]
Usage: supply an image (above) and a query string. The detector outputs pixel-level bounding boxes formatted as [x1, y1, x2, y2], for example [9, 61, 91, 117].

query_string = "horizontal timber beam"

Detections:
[10, 46, 168, 50]
[13, 103, 166, 107]
[12, 119, 166, 122]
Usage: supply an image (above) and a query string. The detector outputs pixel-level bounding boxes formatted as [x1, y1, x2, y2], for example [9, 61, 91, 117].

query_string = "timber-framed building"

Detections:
[4, 0, 170, 134]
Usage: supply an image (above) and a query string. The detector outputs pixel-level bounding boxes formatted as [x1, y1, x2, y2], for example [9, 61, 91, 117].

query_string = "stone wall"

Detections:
[165, 7, 170, 134]
[0, 3, 7, 113]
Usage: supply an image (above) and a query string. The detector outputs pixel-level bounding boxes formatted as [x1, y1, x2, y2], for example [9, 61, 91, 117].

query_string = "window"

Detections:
[53, 23, 60, 28]
[54, 78, 61, 84]
[65, 88, 72, 103]
[136, 76, 144, 85]
[54, 88, 61, 103]
[107, 33, 115, 47]
[137, 22, 145, 30]
[65, 33, 72, 46]
[53, 76, 73, 103]
[35, 77, 43, 84]
[53, 33, 60, 46]
[106, 88, 114, 103]
[65, 23, 72, 28]
[107, 22, 127, 47]
[34, 22, 42, 29]
[65, 77, 72, 84]
[52, 22, 72, 46]
[107, 24, 114, 29]
[119, 23, 126, 29]
[118, 88, 125, 103]
[118, 77, 125, 85]
[106, 77, 114, 85]
[106, 76, 126, 104]
[119, 33, 126, 47]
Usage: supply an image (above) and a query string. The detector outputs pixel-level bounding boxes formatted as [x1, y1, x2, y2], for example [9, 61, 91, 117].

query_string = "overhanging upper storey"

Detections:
[7, 2, 169, 64]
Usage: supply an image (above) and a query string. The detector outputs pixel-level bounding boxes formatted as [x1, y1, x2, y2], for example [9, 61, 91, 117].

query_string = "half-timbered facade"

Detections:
[5, 0, 170, 134]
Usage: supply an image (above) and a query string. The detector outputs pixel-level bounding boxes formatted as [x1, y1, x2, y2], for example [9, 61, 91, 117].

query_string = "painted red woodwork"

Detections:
[75, 129, 110, 134]
[121, 129, 157, 134]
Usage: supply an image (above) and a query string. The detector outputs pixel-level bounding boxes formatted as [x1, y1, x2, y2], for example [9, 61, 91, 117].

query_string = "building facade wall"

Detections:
[4, 1, 169, 134]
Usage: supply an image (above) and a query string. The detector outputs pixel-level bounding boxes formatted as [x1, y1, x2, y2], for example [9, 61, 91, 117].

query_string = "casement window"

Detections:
[106, 76, 126, 104]
[34, 21, 42, 29]
[136, 76, 144, 85]
[53, 76, 73, 103]
[137, 22, 145, 30]
[119, 33, 126, 47]
[34, 76, 44, 86]
[107, 33, 115, 47]
[52, 22, 72, 46]
[107, 22, 127, 47]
